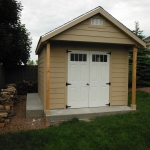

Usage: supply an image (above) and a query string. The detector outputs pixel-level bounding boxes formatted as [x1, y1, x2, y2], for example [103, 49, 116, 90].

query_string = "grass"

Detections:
[0, 91, 150, 150]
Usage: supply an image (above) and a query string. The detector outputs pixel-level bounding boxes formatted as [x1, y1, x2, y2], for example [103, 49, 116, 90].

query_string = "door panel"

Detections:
[89, 52, 109, 107]
[68, 51, 89, 108]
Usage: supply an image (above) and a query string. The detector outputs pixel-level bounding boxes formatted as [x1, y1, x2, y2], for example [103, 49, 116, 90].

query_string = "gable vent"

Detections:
[91, 18, 103, 25]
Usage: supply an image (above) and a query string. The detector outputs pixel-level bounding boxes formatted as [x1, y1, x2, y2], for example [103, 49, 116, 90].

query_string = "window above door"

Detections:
[92, 54, 107, 62]
[70, 53, 87, 62]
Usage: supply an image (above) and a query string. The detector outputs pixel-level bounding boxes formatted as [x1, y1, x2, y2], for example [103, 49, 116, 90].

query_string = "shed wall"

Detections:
[51, 14, 136, 45]
[38, 48, 46, 110]
[49, 42, 129, 109]
[50, 45, 66, 109]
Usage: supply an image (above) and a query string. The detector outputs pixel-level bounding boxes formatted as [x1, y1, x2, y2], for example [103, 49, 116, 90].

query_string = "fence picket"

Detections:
[0, 65, 38, 89]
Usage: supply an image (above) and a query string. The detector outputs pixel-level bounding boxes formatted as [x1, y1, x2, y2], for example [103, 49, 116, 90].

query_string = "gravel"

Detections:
[0, 96, 47, 134]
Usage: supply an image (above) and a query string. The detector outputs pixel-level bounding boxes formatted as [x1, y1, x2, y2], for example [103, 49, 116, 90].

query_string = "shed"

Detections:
[35, 7, 146, 119]
[144, 36, 150, 49]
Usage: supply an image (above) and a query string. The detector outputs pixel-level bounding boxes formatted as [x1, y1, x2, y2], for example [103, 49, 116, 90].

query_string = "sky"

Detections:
[19, 0, 150, 61]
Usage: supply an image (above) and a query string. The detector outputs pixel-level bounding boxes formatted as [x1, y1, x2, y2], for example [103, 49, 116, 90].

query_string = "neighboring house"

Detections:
[144, 36, 150, 49]
[35, 7, 145, 117]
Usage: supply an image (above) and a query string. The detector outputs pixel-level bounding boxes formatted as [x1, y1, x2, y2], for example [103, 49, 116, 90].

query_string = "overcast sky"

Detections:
[19, 0, 150, 61]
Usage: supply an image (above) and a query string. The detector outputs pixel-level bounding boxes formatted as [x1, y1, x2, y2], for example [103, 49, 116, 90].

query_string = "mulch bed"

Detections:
[0, 96, 46, 134]
[0, 87, 150, 134]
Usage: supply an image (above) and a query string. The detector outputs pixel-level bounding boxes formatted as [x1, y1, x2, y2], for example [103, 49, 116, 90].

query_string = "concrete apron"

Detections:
[26, 93, 134, 124]
[47, 106, 133, 124]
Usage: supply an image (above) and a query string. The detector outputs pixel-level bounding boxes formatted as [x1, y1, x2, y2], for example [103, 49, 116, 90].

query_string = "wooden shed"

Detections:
[35, 7, 146, 117]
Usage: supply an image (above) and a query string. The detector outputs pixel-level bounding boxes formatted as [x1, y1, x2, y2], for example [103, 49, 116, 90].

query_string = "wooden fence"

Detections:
[0, 65, 5, 89]
[0, 65, 38, 89]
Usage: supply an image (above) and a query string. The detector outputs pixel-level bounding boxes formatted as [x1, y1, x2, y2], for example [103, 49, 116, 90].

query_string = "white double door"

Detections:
[67, 50, 110, 108]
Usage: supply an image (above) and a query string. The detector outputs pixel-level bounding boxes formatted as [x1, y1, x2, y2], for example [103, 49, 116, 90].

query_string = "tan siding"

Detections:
[112, 68, 126, 73]
[72, 25, 121, 32]
[48, 42, 128, 109]
[51, 14, 136, 45]
[52, 35, 135, 45]
[112, 73, 126, 78]
[50, 104, 65, 109]
[51, 51, 65, 57]
[50, 83, 65, 88]
[51, 68, 65, 73]
[38, 48, 46, 111]
[111, 87, 127, 92]
[50, 73, 65, 78]
[50, 78, 65, 83]
[51, 63, 65, 68]
[112, 78, 126, 82]
[50, 94, 65, 99]
[112, 58, 127, 64]
[110, 50, 128, 106]
[112, 83, 127, 86]
[50, 89, 65, 94]
[38, 62, 44, 68]
[51, 99, 65, 104]
[111, 91, 126, 96]
[112, 96, 126, 101]
[112, 64, 127, 69]
[111, 101, 126, 105]
[60, 30, 129, 38]
[50, 57, 65, 62]
[50, 46, 66, 109]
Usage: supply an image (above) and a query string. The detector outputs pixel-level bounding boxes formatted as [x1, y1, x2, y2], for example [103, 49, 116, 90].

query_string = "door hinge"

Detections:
[66, 82, 72, 86]
[106, 82, 111, 85]
[66, 50, 72, 53]
[66, 105, 71, 109]
[107, 52, 111, 55]
[106, 103, 110, 106]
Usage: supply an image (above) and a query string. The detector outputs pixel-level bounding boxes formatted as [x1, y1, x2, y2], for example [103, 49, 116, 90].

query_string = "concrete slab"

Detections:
[47, 106, 134, 124]
[50, 108, 93, 116]
[25, 93, 134, 123]
[89, 106, 132, 113]
[26, 93, 44, 118]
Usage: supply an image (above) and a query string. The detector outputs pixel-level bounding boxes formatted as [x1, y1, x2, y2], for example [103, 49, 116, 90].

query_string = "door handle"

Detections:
[86, 83, 89, 85]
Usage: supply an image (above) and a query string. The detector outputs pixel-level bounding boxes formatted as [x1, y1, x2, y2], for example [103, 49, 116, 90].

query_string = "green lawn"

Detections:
[0, 91, 150, 150]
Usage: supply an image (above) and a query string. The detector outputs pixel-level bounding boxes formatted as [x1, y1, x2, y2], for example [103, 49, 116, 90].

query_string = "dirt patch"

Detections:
[0, 96, 47, 134]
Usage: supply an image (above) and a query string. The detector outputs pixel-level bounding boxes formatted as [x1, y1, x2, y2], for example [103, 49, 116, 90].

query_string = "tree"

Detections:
[27, 60, 35, 65]
[36, 60, 38, 65]
[0, 0, 32, 66]
[132, 21, 145, 40]
[129, 22, 150, 87]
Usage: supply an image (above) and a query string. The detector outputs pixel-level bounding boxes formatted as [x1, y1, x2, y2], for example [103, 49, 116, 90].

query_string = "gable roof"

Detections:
[36, 6, 146, 54]
[144, 36, 150, 42]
